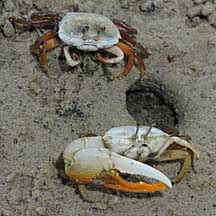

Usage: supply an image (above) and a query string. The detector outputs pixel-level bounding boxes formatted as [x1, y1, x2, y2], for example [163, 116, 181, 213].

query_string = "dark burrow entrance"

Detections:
[126, 79, 179, 130]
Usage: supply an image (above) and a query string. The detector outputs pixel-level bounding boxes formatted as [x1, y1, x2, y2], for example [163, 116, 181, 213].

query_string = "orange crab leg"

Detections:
[97, 41, 147, 79]
[136, 54, 147, 79]
[39, 37, 61, 74]
[8, 13, 61, 30]
[116, 41, 136, 78]
[113, 19, 138, 34]
[30, 12, 61, 28]
[101, 171, 168, 193]
[117, 41, 148, 79]
[32, 31, 60, 74]
[33, 31, 58, 55]
[8, 16, 32, 30]
[119, 30, 151, 57]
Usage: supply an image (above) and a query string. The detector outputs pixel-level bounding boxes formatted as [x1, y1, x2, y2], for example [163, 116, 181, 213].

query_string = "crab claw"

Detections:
[64, 145, 172, 193]
[63, 46, 80, 67]
[108, 149, 172, 189]
[96, 46, 124, 64]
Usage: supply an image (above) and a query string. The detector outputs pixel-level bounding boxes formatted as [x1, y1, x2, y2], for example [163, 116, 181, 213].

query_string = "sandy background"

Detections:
[0, 0, 216, 215]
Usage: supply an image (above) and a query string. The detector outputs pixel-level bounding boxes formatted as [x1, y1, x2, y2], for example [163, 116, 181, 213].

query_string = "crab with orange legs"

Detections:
[9, 12, 151, 79]
[63, 125, 199, 201]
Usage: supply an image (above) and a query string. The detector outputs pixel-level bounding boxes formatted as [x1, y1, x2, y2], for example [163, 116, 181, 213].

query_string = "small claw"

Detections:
[96, 46, 124, 64]
[63, 46, 80, 67]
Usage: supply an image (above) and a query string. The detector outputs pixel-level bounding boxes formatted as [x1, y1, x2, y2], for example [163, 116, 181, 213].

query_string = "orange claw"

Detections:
[66, 167, 168, 193]
[101, 171, 168, 193]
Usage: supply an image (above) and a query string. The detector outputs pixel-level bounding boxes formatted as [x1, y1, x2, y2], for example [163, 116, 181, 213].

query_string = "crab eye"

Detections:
[100, 26, 106, 31]
[80, 25, 89, 34]
[98, 26, 106, 34]
[141, 144, 148, 147]
[95, 25, 106, 34]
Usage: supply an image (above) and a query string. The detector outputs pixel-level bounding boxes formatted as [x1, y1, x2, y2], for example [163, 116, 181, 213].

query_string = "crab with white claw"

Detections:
[9, 12, 151, 78]
[63, 133, 172, 202]
[103, 126, 200, 183]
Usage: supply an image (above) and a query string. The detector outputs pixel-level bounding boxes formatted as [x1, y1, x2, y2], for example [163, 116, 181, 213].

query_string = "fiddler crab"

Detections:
[9, 12, 151, 78]
[63, 125, 199, 201]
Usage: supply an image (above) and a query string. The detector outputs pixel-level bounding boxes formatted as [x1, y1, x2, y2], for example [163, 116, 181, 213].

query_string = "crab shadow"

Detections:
[54, 154, 166, 201]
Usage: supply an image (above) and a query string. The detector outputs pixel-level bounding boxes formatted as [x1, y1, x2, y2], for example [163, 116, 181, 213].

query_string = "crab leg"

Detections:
[155, 149, 193, 183]
[33, 31, 60, 74]
[77, 184, 94, 202]
[153, 137, 200, 183]
[136, 54, 147, 79]
[30, 12, 61, 28]
[8, 16, 32, 30]
[113, 19, 138, 34]
[8, 13, 61, 30]
[115, 41, 136, 79]
[96, 46, 124, 64]
[40, 38, 60, 73]
[119, 30, 151, 58]
[97, 41, 142, 79]
[156, 136, 200, 159]
[33, 31, 57, 55]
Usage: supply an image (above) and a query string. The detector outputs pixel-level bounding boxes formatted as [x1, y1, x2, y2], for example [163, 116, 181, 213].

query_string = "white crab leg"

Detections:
[63, 46, 80, 67]
[71, 148, 172, 188]
[167, 137, 200, 159]
[98, 45, 124, 63]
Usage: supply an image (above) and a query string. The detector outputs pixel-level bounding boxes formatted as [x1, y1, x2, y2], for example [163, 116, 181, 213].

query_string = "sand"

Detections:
[0, 0, 216, 215]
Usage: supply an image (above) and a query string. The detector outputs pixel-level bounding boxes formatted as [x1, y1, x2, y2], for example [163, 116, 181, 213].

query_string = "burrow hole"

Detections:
[126, 79, 179, 130]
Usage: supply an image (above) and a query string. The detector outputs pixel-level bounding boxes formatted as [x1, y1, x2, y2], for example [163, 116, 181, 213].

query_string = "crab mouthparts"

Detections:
[78, 43, 98, 51]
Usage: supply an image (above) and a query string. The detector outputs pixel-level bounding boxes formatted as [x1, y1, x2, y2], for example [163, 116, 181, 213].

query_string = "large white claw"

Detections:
[72, 148, 172, 188]
[111, 150, 172, 188]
